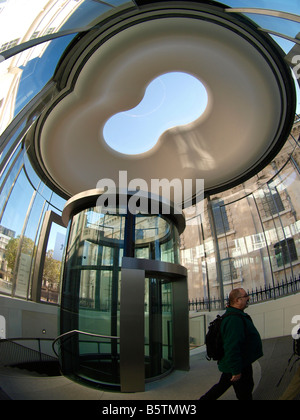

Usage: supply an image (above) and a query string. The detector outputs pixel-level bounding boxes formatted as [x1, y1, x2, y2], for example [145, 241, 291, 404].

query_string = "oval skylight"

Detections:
[103, 72, 208, 155]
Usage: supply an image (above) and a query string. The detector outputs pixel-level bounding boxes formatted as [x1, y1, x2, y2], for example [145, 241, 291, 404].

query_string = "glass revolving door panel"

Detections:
[59, 209, 124, 389]
[144, 277, 173, 379]
[59, 190, 188, 391]
[77, 266, 121, 387]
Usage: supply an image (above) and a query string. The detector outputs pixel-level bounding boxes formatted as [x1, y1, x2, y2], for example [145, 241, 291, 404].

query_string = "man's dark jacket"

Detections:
[218, 306, 263, 375]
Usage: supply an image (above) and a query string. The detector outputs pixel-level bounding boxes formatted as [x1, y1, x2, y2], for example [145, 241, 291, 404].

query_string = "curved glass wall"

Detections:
[184, 120, 300, 310]
[0, 130, 66, 302]
[0, 0, 132, 136]
[59, 203, 182, 388]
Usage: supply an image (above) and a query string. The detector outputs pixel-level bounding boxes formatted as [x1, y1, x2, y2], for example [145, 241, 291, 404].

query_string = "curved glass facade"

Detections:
[0, 134, 66, 302]
[183, 119, 300, 308]
[0, 0, 300, 314]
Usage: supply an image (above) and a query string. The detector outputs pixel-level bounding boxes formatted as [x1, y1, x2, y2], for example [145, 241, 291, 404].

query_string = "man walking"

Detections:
[200, 288, 263, 400]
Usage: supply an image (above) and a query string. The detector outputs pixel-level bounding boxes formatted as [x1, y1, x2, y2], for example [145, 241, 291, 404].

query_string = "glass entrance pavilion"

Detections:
[58, 189, 188, 391]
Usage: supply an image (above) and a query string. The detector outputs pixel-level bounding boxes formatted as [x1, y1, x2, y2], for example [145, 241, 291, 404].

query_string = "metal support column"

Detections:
[120, 267, 145, 392]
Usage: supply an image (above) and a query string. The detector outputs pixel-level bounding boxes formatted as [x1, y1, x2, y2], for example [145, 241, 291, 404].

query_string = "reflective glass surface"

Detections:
[135, 214, 180, 264]
[58, 205, 178, 386]
[183, 121, 300, 309]
[223, 0, 300, 14]
[0, 0, 134, 135]
[144, 277, 173, 378]
[0, 34, 77, 135]
[0, 0, 130, 48]
[249, 13, 300, 36]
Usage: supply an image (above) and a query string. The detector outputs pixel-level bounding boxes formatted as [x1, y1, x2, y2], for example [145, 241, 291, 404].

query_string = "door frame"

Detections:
[120, 256, 189, 392]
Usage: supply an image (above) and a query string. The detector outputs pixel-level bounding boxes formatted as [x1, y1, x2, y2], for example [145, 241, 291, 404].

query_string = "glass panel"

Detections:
[0, 121, 25, 165]
[189, 314, 206, 348]
[0, 0, 134, 79]
[223, 0, 300, 15]
[40, 221, 66, 304]
[161, 281, 173, 362]
[144, 277, 173, 379]
[135, 215, 180, 263]
[184, 147, 300, 310]
[0, 225, 15, 296]
[182, 202, 215, 305]
[60, 208, 125, 386]
[0, 150, 24, 217]
[14, 191, 46, 299]
[59, 201, 181, 386]
[0, 35, 76, 135]
[58, 1, 111, 31]
[220, 193, 274, 297]
[0, 0, 121, 51]
[105, 0, 130, 6]
[242, 13, 300, 39]
[0, 168, 35, 297]
[48, 192, 66, 213]
[0, 169, 34, 235]
[270, 36, 296, 55]
[0, 146, 66, 301]
[267, 162, 300, 283]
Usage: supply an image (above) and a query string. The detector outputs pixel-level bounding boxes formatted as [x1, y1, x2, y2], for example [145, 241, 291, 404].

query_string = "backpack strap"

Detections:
[222, 312, 248, 332]
[222, 312, 249, 350]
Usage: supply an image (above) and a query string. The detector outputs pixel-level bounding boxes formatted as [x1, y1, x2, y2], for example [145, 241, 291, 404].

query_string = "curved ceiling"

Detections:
[33, 2, 296, 206]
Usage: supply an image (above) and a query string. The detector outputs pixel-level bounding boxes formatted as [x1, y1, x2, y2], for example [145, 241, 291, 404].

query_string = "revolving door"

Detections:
[58, 190, 189, 392]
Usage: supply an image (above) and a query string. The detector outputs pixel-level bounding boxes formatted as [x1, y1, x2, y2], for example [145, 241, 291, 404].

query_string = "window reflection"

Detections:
[223, 0, 300, 15]
[182, 120, 300, 306]
[40, 221, 66, 304]
[0, 154, 66, 301]
[0, 0, 135, 134]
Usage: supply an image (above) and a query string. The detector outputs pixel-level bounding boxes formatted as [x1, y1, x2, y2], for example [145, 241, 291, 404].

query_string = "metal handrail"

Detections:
[52, 329, 120, 358]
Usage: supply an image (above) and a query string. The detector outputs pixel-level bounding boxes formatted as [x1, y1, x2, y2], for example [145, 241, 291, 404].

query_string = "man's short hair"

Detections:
[228, 288, 243, 305]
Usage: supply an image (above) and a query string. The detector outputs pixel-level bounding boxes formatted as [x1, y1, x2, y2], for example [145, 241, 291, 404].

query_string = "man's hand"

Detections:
[231, 374, 242, 382]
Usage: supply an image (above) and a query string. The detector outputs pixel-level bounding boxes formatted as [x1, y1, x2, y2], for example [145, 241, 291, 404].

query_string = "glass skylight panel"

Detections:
[242, 13, 300, 40]
[0, 34, 76, 135]
[104, 0, 131, 5]
[57, 0, 112, 32]
[0, 0, 126, 55]
[223, 0, 300, 15]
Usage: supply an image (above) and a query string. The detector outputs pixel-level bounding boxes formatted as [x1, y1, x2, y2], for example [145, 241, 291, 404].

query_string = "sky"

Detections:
[103, 72, 209, 155]
[103, 65, 300, 156]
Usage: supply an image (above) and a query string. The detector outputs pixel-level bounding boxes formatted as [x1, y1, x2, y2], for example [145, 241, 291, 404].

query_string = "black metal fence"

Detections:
[189, 275, 300, 312]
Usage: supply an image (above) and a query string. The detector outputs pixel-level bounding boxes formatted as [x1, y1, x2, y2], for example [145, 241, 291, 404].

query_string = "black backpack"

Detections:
[205, 312, 246, 361]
